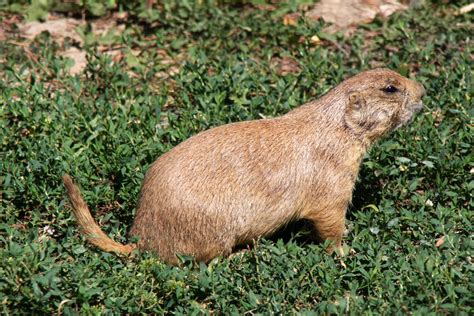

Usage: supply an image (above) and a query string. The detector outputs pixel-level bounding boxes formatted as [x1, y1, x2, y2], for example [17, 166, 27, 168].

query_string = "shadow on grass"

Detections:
[347, 166, 383, 220]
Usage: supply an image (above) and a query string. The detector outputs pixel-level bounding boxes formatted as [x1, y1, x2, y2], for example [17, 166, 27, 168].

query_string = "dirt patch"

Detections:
[306, 0, 408, 34]
[18, 15, 123, 75]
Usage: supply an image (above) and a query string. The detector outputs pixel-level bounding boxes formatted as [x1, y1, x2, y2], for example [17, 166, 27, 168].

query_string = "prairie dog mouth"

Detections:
[412, 102, 424, 113]
[394, 102, 424, 130]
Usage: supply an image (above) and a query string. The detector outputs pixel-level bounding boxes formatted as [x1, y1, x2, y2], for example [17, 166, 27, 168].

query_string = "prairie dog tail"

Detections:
[62, 174, 135, 255]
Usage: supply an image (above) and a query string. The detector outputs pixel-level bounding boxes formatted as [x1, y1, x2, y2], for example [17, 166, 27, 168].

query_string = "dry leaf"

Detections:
[102, 48, 125, 63]
[385, 45, 399, 52]
[271, 57, 301, 75]
[283, 13, 301, 26]
[340, 259, 347, 269]
[254, 4, 277, 11]
[364, 30, 382, 38]
[310, 35, 321, 45]
[435, 236, 445, 248]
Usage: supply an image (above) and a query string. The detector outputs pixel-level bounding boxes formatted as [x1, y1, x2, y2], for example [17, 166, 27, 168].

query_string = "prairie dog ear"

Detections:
[348, 92, 365, 111]
[345, 91, 367, 133]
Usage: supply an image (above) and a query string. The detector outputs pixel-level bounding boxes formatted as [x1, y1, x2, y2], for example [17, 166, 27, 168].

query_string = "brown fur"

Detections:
[63, 68, 425, 265]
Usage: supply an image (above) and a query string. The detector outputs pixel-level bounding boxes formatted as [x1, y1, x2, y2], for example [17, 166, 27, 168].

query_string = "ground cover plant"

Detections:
[0, 0, 472, 314]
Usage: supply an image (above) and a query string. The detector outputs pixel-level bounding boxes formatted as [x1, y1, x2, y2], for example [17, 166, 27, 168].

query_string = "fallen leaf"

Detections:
[310, 35, 321, 45]
[102, 48, 125, 63]
[271, 57, 301, 75]
[283, 12, 301, 26]
[364, 30, 382, 38]
[340, 259, 347, 269]
[10, 223, 27, 231]
[254, 4, 277, 11]
[435, 236, 445, 248]
[385, 45, 399, 52]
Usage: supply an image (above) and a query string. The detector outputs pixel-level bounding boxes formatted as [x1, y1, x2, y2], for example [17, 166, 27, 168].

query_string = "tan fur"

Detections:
[63, 68, 425, 265]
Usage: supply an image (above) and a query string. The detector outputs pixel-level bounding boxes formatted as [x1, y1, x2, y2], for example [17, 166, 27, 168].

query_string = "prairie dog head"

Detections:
[343, 68, 426, 142]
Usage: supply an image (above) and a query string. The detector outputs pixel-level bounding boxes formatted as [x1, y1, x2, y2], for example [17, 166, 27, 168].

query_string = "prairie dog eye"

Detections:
[383, 85, 398, 93]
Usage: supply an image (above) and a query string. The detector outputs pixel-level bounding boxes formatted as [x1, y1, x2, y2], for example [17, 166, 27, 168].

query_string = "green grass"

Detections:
[1, 1, 473, 314]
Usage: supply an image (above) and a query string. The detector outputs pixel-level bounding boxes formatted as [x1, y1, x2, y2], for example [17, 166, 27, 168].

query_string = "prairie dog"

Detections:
[63, 68, 426, 265]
